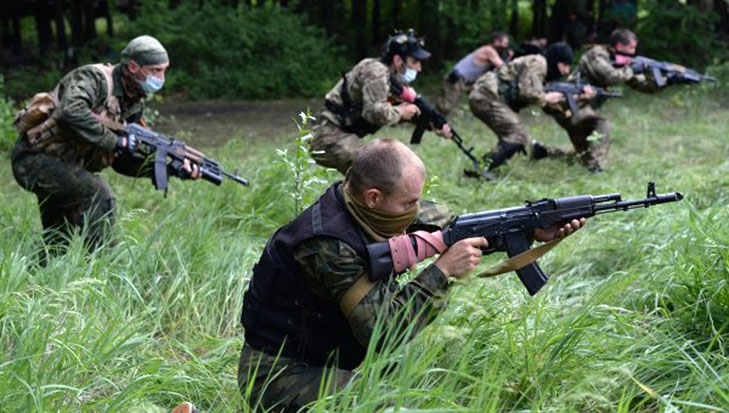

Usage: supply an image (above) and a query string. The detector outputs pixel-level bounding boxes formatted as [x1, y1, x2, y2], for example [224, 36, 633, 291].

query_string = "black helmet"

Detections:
[382, 29, 431, 63]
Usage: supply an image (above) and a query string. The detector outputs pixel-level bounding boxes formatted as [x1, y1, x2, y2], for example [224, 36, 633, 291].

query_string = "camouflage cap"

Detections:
[120, 35, 169, 66]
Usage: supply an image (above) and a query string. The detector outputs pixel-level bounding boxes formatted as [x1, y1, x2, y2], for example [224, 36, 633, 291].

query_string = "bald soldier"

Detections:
[310, 29, 451, 175]
[435, 31, 512, 116]
[238, 139, 586, 411]
[534, 29, 657, 172]
[468, 42, 591, 175]
[11, 35, 198, 256]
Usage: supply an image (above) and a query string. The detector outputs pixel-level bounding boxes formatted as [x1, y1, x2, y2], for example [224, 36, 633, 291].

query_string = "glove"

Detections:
[116, 134, 138, 156]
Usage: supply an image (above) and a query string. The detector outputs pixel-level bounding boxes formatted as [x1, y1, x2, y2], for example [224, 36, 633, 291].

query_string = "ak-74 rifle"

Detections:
[102, 118, 249, 192]
[629, 55, 716, 88]
[366, 182, 683, 295]
[389, 76, 484, 176]
[545, 81, 622, 116]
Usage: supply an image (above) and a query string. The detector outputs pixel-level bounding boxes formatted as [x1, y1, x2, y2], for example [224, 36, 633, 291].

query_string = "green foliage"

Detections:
[636, 0, 728, 68]
[130, 2, 346, 100]
[0, 76, 18, 151]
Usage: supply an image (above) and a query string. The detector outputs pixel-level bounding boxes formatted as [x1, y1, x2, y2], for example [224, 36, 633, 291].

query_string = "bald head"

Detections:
[346, 139, 425, 197]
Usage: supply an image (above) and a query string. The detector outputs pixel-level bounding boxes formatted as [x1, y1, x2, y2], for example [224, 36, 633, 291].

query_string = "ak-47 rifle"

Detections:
[630, 56, 716, 88]
[366, 182, 683, 295]
[545, 81, 622, 116]
[120, 122, 249, 191]
[389, 77, 483, 173]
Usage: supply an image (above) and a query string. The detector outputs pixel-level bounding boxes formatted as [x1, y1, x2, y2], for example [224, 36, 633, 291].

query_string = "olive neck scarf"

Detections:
[342, 184, 418, 242]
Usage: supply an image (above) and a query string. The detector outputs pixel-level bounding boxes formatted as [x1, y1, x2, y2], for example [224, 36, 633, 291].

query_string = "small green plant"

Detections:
[277, 110, 329, 215]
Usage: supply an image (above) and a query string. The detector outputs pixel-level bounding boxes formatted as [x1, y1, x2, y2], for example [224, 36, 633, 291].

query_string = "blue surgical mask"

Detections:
[401, 68, 418, 84]
[138, 74, 164, 94]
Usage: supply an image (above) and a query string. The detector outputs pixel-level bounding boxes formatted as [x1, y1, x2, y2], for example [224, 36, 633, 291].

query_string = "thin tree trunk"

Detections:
[53, 0, 68, 53]
[352, 0, 367, 59]
[510, 0, 519, 36]
[83, 0, 98, 41]
[372, 0, 381, 47]
[70, 0, 84, 46]
[35, 0, 54, 54]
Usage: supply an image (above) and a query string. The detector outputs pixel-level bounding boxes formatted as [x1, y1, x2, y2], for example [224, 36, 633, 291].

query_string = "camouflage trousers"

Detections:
[11, 149, 116, 252]
[238, 344, 355, 412]
[540, 105, 611, 171]
[469, 96, 531, 159]
[435, 73, 472, 116]
[310, 117, 366, 175]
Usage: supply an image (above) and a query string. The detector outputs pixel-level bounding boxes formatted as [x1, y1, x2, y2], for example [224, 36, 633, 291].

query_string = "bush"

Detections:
[0, 76, 17, 151]
[131, 2, 347, 100]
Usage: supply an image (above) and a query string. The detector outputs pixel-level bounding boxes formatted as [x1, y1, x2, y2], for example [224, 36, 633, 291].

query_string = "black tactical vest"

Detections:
[241, 183, 368, 369]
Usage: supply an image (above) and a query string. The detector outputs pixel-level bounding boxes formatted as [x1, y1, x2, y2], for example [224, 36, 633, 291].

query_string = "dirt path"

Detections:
[149, 97, 323, 147]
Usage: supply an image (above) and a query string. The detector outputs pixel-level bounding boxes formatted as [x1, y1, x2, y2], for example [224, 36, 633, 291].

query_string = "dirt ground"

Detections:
[149, 97, 323, 147]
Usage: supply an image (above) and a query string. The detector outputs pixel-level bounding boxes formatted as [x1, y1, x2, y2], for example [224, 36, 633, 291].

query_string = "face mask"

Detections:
[138, 74, 164, 94]
[343, 185, 419, 242]
[401, 68, 418, 84]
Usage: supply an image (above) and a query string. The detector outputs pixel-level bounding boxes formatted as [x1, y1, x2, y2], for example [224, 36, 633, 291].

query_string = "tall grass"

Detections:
[0, 81, 727, 411]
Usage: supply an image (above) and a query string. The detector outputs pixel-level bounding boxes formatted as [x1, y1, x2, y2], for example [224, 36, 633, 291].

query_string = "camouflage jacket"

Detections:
[576, 45, 655, 92]
[293, 198, 453, 348]
[321, 58, 401, 128]
[470, 54, 548, 109]
[14, 64, 144, 172]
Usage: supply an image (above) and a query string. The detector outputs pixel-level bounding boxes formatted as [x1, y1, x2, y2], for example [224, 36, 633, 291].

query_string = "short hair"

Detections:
[490, 31, 509, 43]
[609, 28, 637, 47]
[346, 139, 421, 196]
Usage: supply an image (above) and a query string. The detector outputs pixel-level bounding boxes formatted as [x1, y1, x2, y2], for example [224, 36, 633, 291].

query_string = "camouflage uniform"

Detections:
[238, 196, 452, 411]
[468, 55, 548, 162]
[11, 63, 149, 252]
[310, 58, 401, 174]
[539, 45, 656, 170]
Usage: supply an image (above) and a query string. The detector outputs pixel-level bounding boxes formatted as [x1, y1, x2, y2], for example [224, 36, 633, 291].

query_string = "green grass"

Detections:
[1, 81, 727, 411]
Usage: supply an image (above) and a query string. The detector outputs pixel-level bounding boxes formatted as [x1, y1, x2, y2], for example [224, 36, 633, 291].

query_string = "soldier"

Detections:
[310, 29, 451, 175]
[11, 35, 199, 256]
[238, 139, 586, 411]
[533, 28, 655, 173]
[468, 42, 587, 175]
[435, 32, 512, 116]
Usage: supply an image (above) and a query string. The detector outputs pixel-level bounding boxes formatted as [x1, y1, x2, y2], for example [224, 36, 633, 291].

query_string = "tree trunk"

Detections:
[35, 0, 54, 54]
[83, 0, 98, 41]
[510, 0, 519, 35]
[70, 0, 84, 46]
[352, 0, 367, 59]
[321, 0, 335, 36]
[372, 0, 381, 47]
[533, 0, 548, 37]
[392, 0, 401, 29]
[53, 0, 68, 53]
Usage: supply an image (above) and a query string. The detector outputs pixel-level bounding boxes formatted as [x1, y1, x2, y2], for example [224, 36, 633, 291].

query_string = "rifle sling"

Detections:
[476, 238, 563, 278]
[340, 237, 564, 318]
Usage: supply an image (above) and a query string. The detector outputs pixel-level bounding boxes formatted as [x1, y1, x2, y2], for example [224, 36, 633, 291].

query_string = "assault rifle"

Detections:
[389, 77, 483, 174]
[545, 81, 622, 116]
[630, 56, 716, 88]
[122, 123, 249, 191]
[367, 182, 683, 295]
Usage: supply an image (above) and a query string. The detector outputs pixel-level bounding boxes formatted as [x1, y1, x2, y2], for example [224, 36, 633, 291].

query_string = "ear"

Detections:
[392, 55, 403, 70]
[362, 188, 383, 209]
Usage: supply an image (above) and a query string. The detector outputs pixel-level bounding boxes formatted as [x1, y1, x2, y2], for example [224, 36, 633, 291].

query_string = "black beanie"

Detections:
[544, 42, 574, 81]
